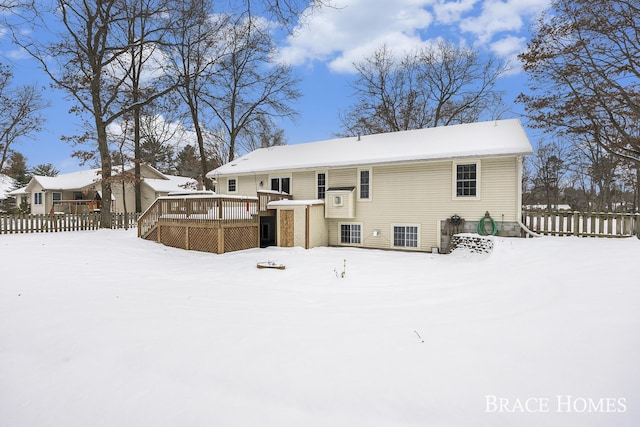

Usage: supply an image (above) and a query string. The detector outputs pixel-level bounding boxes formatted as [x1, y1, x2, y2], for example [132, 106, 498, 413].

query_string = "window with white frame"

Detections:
[34, 192, 43, 205]
[393, 225, 419, 248]
[52, 192, 62, 205]
[455, 163, 478, 197]
[228, 178, 237, 193]
[317, 172, 326, 200]
[358, 169, 371, 199]
[270, 177, 291, 194]
[340, 223, 362, 245]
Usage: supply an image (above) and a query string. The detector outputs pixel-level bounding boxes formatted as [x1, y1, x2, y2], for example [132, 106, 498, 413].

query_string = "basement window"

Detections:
[340, 223, 362, 245]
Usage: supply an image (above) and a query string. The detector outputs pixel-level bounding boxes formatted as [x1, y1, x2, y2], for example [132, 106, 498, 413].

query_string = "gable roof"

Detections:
[24, 165, 197, 193]
[208, 119, 533, 177]
[27, 168, 102, 191]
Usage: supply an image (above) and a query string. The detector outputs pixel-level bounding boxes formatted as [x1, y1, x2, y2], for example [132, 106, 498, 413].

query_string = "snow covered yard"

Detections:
[1, 230, 639, 427]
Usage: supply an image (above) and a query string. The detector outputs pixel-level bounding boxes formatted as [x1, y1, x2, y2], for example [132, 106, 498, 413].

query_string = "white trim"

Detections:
[357, 168, 372, 201]
[390, 224, 420, 250]
[338, 222, 363, 246]
[452, 160, 481, 200]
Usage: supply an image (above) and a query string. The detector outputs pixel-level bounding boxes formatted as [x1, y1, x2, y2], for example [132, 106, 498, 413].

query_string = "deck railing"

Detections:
[257, 190, 292, 211]
[137, 194, 260, 238]
[522, 209, 640, 238]
[0, 212, 139, 234]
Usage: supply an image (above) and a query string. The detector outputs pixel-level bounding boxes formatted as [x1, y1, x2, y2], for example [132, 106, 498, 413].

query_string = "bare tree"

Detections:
[340, 41, 505, 136]
[518, 0, 640, 164]
[114, 0, 176, 212]
[167, 0, 228, 189]
[15, 0, 176, 227]
[203, 15, 300, 162]
[241, 115, 286, 152]
[529, 140, 569, 210]
[0, 64, 47, 173]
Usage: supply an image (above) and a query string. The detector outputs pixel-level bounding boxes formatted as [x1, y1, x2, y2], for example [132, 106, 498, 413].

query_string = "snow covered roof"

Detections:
[23, 165, 196, 193]
[208, 119, 533, 177]
[0, 174, 16, 199]
[267, 199, 325, 207]
[144, 175, 198, 193]
[29, 168, 102, 191]
[8, 186, 28, 196]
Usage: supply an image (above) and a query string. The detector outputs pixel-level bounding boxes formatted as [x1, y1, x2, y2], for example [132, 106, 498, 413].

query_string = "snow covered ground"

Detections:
[1, 230, 639, 427]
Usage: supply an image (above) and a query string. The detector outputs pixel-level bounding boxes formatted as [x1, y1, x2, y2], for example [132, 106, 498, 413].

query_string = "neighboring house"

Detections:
[206, 119, 533, 252]
[18, 164, 197, 215]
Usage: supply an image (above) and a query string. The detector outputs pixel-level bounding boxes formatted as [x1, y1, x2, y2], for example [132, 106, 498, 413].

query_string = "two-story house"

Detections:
[205, 119, 533, 252]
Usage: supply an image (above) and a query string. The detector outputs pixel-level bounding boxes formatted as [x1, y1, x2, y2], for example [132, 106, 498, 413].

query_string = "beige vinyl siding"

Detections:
[327, 156, 521, 250]
[328, 168, 357, 188]
[291, 170, 316, 199]
[218, 174, 268, 196]
[217, 155, 521, 251]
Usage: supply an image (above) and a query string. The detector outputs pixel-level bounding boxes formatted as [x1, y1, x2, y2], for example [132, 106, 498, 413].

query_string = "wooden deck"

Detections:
[138, 192, 291, 254]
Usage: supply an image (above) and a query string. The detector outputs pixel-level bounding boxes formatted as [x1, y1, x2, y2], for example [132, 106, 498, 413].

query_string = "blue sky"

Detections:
[1, 0, 550, 173]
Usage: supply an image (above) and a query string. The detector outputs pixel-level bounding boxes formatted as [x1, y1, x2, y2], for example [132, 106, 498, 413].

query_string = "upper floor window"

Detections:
[317, 172, 326, 200]
[456, 163, 478, 197]
[34, 192, 43, 205]
[271, 177, 291, 194]
[228, 178, 237, 193]
[358, 169, 371, 200]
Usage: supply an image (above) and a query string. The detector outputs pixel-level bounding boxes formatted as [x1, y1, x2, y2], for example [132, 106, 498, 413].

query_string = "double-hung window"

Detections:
[340, 224, 361, 245]
[271, 177, 291, 194]
[228, 178, 237, 193]
[52, 192, 62, 205]
[359, 169, 371, 200]
[393, 225, 419, 248]
[455, 163, 478, 197]
[34, 192, 43, 205]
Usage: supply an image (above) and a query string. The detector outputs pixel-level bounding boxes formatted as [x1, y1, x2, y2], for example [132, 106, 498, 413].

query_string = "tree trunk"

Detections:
[134, 104, 142, 213]
[97, 122, 113, 229]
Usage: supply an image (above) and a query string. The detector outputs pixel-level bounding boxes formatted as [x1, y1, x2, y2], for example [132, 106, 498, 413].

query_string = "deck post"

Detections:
[217, 226, 224, 254]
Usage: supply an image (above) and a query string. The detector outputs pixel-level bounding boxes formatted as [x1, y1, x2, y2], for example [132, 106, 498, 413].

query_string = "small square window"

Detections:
[334, 195, 343, 206]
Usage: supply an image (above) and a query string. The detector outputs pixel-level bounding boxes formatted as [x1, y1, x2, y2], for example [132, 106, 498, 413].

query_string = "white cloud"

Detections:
[433, 0, 478, 24]
[279, 0, 435, 73]
[459, 0, 549, 44]
[490, 34, 526, 75]
[278, 0, 549, 74]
